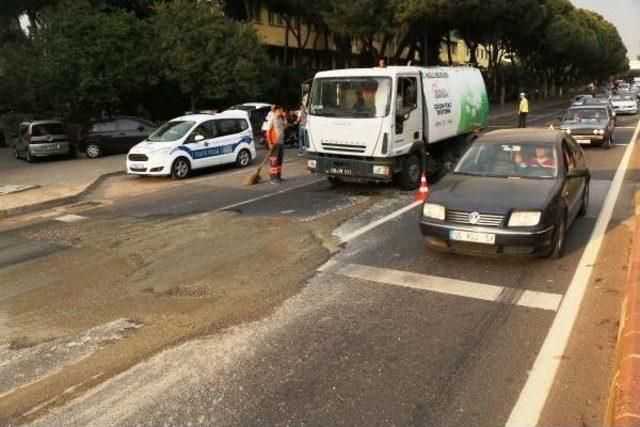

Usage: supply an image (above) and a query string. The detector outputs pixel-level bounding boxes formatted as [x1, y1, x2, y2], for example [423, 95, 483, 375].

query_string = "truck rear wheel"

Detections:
[397, 153, 422, 191]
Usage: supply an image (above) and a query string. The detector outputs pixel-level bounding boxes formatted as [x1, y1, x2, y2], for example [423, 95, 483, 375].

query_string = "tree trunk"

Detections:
[283, 18, 291, 66]
[500, 73, 506, 107]
[446, 33, 453, 65]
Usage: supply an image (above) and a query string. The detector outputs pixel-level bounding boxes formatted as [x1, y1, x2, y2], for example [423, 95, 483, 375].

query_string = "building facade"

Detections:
[250, 5, 490, 69]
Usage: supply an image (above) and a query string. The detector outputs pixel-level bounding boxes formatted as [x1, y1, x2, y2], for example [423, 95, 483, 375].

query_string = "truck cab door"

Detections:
[394, 75, 422, 156]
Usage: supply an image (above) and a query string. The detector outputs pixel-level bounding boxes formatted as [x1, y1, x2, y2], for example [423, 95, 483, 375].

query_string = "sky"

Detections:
[571, 0, 640, 61]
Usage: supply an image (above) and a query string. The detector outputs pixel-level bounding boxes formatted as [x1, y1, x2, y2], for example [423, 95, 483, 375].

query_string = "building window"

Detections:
[268, 11, 285, 27]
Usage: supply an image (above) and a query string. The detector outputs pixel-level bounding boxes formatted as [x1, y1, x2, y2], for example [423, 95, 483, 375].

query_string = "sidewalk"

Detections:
[611, 189, 640, 426]
[0, 148, 126, 217]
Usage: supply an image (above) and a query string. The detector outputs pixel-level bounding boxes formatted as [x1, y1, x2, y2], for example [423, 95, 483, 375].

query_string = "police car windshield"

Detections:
[454, 142, 558, 179]
[148, 120, 195, 142]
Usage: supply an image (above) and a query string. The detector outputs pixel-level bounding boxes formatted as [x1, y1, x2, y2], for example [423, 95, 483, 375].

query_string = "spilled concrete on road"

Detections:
[0, 191, 389, 424]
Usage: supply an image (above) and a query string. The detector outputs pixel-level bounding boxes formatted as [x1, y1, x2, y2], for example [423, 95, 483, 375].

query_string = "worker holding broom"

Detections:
[268, 105, 286, 184]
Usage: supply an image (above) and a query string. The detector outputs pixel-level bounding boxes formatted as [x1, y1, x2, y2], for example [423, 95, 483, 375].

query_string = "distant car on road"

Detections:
[14, 120, 71, 162]
[559, 105, 615, 149]
[583, 98, 616, 121]
[593, 91, 612, 100]
[77, 117, 157, 159]
[610, 93, 638, 115]
[126, 111, 255, 179]
[420, 129, 590, 258]
[571, 94, 593, 106]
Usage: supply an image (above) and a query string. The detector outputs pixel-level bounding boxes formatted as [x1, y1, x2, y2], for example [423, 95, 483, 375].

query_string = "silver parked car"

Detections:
[14, 120, 71, 162]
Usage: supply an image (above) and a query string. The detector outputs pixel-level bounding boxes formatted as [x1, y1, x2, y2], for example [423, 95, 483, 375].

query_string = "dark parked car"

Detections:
[420, 129, 590, 258]
[559, 105, 615, 149]
[14, 120, 71, 162]
[77, 117, 157, 158]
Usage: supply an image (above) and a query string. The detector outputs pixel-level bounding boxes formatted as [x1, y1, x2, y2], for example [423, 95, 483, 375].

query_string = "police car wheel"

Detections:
[171, 157, 190, 180]
[236, 149, 251, 168]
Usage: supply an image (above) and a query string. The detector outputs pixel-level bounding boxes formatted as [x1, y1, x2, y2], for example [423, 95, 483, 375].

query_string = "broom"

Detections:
[245, 144, 275, 185]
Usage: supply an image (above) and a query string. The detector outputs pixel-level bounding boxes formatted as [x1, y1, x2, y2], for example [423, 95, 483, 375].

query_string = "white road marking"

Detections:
[340, 201, 421, 243]
[506, 115, 640, 426]
[54, 214, 87, 223]
[338, 263, 562, 311]
[214, 179, 324, 214]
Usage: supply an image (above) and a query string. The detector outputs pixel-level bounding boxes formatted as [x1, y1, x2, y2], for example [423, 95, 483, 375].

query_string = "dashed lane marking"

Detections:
[54, 214, 88, 223]
[337, 263, 562, 311]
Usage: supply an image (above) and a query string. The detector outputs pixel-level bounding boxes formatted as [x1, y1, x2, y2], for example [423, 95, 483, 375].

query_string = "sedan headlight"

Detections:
[422, 203, 445, 221]
[508, 211, 541, 227]
[564, 128, 571, 135]
[592, 129, 604, 135]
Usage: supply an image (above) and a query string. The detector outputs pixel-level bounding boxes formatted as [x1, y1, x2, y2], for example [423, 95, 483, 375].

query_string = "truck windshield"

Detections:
[309, 77, 391, 118]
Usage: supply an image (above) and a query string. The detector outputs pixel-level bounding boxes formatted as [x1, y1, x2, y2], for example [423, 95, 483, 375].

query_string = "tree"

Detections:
[0, 0, 153, 120]
[152, 0, 269, 111]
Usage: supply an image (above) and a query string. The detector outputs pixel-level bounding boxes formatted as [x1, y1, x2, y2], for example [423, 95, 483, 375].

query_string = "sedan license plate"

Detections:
[449, 230, 496, 245]
[575, 139, 590, 145]
[130, 163, 145, 170]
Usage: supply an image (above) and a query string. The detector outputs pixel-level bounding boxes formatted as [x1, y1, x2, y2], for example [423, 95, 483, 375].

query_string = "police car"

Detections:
[126, 111, 256, 179]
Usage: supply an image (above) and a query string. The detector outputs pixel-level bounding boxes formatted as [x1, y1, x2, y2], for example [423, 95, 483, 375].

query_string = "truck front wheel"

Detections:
[397, 153, 422, 191]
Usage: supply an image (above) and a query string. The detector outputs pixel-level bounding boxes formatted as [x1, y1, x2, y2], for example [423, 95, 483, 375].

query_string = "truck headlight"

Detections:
[372, 165, 390, 175]
[422, 203, 445, 220]
[508, 211, 541, 227]
[307, 159, 317, 169]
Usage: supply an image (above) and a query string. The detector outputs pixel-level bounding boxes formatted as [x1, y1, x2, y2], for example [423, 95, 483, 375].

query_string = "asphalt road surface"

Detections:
[1, 105, 639, 426]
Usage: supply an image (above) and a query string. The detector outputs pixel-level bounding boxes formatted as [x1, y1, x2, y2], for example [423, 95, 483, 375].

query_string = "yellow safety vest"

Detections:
[519, 98, 529, 114]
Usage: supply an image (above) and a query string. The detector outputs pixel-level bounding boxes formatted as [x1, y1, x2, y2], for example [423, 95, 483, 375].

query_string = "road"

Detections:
[1, 105, 639, 426]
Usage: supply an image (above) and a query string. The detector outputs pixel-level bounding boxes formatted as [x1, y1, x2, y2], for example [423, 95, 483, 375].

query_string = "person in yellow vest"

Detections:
[518, 92, 529, 128]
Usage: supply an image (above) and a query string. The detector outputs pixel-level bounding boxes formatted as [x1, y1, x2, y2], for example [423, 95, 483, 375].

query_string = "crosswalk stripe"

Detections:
[338, 263, 562, 311]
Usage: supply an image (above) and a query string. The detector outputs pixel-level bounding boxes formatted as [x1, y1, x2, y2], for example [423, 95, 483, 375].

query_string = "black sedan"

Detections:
[420, 129, 590, 258]
[558, 105, 615, 149]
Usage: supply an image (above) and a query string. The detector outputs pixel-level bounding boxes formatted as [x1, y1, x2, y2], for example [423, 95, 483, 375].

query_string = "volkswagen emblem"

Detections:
[468, 211, 481, 225]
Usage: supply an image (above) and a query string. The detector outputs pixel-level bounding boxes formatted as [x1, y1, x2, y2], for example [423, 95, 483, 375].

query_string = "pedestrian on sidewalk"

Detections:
[518, 92, 529, 128]
[296, 103, 308, 157]
[269, 105, 286, 184]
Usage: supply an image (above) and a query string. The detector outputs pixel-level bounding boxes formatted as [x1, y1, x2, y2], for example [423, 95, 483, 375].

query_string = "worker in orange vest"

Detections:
[268, 105, 286, 183]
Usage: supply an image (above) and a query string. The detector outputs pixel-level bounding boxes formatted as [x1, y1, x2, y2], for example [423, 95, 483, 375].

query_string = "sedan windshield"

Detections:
[147, 120, 195, 142]
[454, 142, 558, 179]
[563, 108, 609, 122]
[310, 77, 391, 118]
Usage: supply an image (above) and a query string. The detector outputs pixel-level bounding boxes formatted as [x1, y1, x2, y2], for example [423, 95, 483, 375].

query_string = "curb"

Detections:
[610, 190, 640, 426]
[0, 171, 124, 219]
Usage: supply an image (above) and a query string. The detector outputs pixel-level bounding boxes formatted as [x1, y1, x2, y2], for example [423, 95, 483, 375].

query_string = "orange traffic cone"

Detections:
[414, 173, 430, 202]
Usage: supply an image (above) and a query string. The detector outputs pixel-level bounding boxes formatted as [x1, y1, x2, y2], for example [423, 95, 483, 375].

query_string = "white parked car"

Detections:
[126, 111, 256, 179]
[610, 93, 638, 115]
